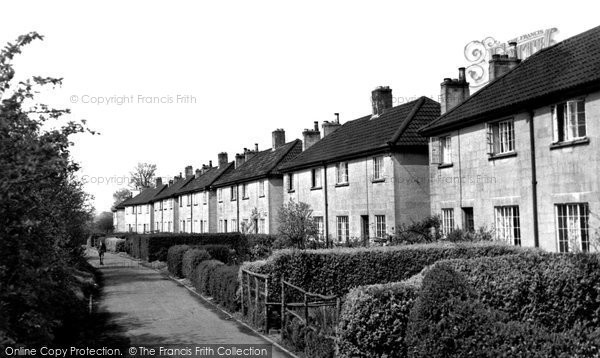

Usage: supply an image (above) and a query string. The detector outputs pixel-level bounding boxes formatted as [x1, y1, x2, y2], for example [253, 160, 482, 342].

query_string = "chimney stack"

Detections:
[155, 177, 163, 187]
[235, 153, 246, 169]
[245, 145, 258, 162]
[489, 46, 521, 81]
[168, 179, 174, 186]
[322, 114, 342, 137]
[195, 169, 202, 178]
[371, 86, 393, 117]
[302, 121, 321, 151]
[440, 68, 470, 115]
[218, 152, 228, 168]
[272, 129, 286, 150]
[185, 166, 193, 178]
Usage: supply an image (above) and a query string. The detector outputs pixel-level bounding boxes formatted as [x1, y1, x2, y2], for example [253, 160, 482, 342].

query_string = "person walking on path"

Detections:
[98, 240, 106, 265]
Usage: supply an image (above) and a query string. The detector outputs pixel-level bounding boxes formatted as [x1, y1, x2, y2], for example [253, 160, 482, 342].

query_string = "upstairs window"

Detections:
[230, 186, 237, 201]
[204, 191, 208, 204]
[287, 173, 294, 192]
[187, 194, 191, 206]
[336, 162, 349, 184]
[179, 197, 183, 207]
[311, 168, 322, 188]
[553, 99, 586, 142]
[487, 119, 515, 155]
[242, 183, 249, 199]
[373, 156, 384, 180]
[430, 136, 452, 165]
[259, 180, 265, 197]
[218, 188, 222, 202]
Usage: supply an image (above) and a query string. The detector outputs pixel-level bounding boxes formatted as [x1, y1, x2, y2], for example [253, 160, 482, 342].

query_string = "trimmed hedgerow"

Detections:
[181, 248, 211, 279]
[126, 233, 248, 261]
[242, 242, 527, 300]
[167, 245, 190, 278]
[199, 245, 231, 264]
[405, 262, 600, 358]
[337, 274, 423, 358]
[439, 252, 600, 332]
[192, 260, 225, 295]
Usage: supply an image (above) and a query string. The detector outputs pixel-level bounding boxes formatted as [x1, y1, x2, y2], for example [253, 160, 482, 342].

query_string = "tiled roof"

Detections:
[177, 162, 234, 194]
[280, 97, 440, 170]
[420, 25, 600, 135]
[124, 184, 168, 206]
[213, 140, 302, 187]
[114, 196, 135, 210]
[152, 177, 195, 202]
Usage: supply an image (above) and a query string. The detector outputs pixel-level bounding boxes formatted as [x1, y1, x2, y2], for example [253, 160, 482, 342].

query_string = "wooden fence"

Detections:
[240, 269, 279, 333]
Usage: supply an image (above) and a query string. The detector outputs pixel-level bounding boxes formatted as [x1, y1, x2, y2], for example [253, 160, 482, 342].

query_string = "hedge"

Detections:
[126, 233, 248, 261]
[182, 248, 211, 279]
[105, 237, 126, 252]
[200, 245, 231, 264]
[439, 252, 600, 332]
[167, 245, 190, 278]
[405, 262, 599, 357]
[191, 260, 240, 312]
[337, 276, 422, 358]
[241, 242, 527, 300]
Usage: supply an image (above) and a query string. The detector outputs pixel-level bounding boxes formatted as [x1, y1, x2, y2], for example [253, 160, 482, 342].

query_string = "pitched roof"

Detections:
[123, 184, 168, 206]
[114, 196, 135, 210]
[420, 25, 600, 135]
[213, 140, 302, 187]
[280, 96, 440, 171]
[177, 162, 234, 194]
[152, 177, 195, 201]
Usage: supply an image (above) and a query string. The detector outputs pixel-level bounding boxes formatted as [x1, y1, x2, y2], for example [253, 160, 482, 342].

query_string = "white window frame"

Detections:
[555, 203, 589, 253]
[487, 119, 515, 155]
[218, 188, 222, 202]
[287, 173, 294, 191]
[311, 168, 322, 188]
[314, 216, 324, 239]
[494, 206, 521, 246]
[441, 136, 452, 164]
[375, 215, 386, 237]
[373, 156, 384, 180]
[441, 208, 454, 236]
[336, 162, 349, 184]
[230, 186, 237, 201]
[552, 99, 586, 143]
[259, 180, 265, 197]
[336, 216, 349, 242]
[242, 183, 249, 199]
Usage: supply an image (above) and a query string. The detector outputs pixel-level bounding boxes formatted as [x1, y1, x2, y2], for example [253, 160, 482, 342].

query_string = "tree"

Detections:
[112, 188, 132, 207]
[129, 162, 156, 190]
[95, 211, 114, 234]
[0, 32, 94, 346]
[277, 199, 320, 249]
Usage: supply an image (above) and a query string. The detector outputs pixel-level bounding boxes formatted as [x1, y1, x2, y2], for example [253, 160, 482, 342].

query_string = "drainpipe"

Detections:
[236, 184, 240, 232]
[528, 110, 540, 248]
[364, 157, 370, 246]
[323, 163, 330, 248]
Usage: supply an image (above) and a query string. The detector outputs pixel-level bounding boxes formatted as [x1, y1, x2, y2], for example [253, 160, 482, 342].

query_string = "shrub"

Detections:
[246, 234, 279, 260]
[208, 265, 240, 312]
[444, 226, 494, 243]
[167, 245, 190, 278]
[199, 245, 231, 264]
[337, 278, 421, 358]
[242, 242, 527, 300]
[181, 249, 211, 279]
[192, 260, 225, 295]
[389, 215, 441, 245]
[440, 252, 600, 332]
[126, 233, 249, 261]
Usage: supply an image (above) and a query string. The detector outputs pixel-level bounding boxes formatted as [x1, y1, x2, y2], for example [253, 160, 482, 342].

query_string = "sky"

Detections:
[0, 0, 597, 214]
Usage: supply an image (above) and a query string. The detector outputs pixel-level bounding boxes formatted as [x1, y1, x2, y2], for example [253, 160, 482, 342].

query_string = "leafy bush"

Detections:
[246, 234, 279, 260]
[199, 245, 231, 264]
[337, 278, 421, 357]
[126, 233, 249, 261]
[242, 242, 526, 300]
[181, 249, 211, 279]
[167, 245, 190, 278]
[440, 252, 600, 332]
[389, 215, 441, 245]
[444, 226, 494, 243]
[192, 260, 224, 295]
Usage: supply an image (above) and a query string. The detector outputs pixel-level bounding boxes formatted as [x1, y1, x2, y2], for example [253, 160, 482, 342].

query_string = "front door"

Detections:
[361, 215, 369, 245]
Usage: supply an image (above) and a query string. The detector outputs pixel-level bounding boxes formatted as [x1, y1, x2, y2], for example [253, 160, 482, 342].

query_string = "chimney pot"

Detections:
[458, 67, 466, 82]
[272, 129, 286, 150]
[168, 179, 173, 186]
[218, 152, 228, 168]
[255, 143, 258, 151]
[334, 113, 339, 123]
[440, 69, 470, 115]
[209, 160, 213, 167]
[371, 86, 393, 117]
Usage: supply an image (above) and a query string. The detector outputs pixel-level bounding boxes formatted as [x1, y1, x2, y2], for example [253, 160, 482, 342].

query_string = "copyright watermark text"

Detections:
[70, 94, 198, 105]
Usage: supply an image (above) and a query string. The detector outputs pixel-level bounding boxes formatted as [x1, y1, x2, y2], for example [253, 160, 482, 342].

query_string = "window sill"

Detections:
[310, 186, 322, 191]
[258, 195, 265, 198]
[335, 183, 349, 187]
[438, 163, 453, 169]
[242, 197, 249, 201]
[550, 137, 589, 150]
[488, 151, 517, 161]
[230, 199, 237, 202]
[371, 178, 385, 183]
[287, 189, 295, 193]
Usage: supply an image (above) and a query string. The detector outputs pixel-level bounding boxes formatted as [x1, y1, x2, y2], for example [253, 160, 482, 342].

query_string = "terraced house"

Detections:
[420, 26, 600, 252]
[122, 183, 167, 233]
[212, 132, 302, 234]
[280, 88, 440, 244]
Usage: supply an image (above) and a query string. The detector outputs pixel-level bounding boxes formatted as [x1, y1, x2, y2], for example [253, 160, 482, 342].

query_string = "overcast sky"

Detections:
[1, 1, 597, 214]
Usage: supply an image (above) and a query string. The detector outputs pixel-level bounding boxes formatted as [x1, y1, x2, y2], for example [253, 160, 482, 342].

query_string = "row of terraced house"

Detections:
[113, 25, 600, 253]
